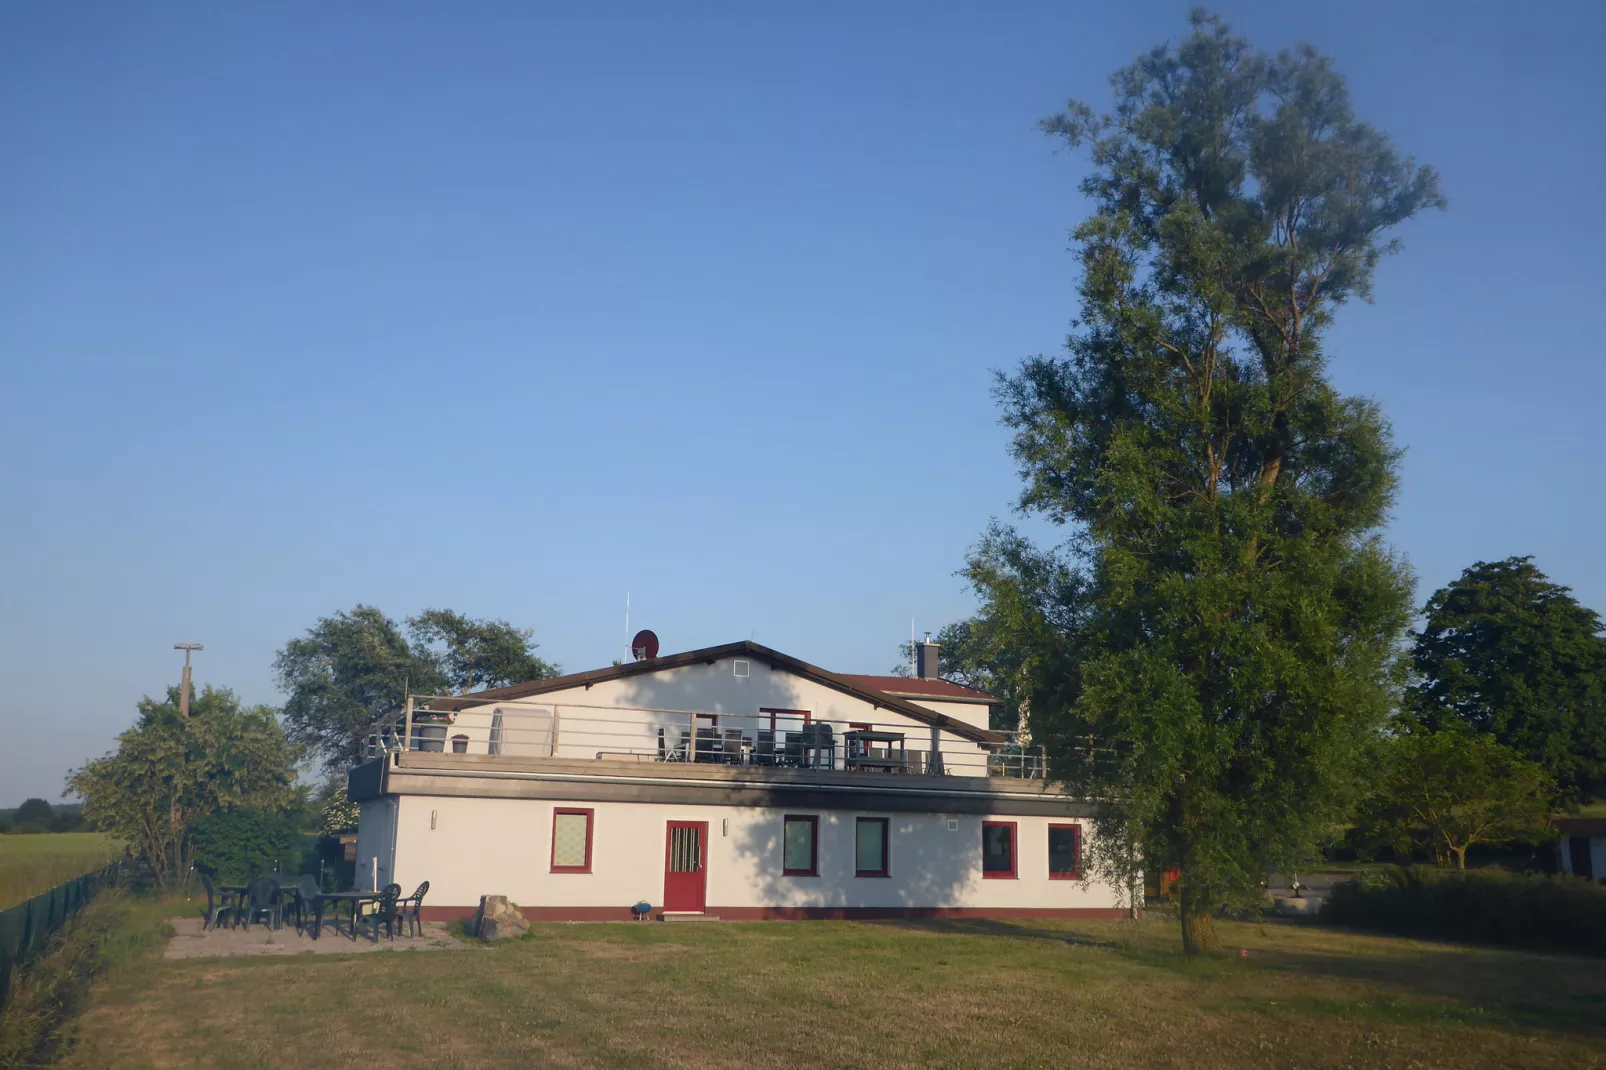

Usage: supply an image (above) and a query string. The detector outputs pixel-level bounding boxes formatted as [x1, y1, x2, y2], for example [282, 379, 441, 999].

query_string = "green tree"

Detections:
[275, 605, 443, 771]
[1353, 732, 1553, 869]
[994, 12, 1443, 952]
[408, 608, 559, 695]
[13, 798, 53, 829]
[67, 687, 297, 888]
[1408, 557, 1606, 804]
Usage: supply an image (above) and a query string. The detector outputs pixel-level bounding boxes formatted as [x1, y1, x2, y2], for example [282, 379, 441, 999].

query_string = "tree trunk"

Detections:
[1452, 846, 1467, 870]
[1179, 882, 1221, 954]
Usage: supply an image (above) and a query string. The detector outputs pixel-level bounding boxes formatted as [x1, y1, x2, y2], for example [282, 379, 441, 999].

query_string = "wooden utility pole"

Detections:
[174, 643, 203, 716]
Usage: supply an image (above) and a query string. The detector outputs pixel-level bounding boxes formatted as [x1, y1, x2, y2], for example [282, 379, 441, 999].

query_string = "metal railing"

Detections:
[362, 699, 1048, 779]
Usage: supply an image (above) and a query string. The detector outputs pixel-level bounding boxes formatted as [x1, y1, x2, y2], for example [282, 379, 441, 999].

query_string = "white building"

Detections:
[350, 639, 1133, 921]
[1558, 817, 1605, 882]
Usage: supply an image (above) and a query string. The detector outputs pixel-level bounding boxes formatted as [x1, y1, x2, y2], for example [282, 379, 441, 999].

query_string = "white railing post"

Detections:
[403, 693, 414, 757]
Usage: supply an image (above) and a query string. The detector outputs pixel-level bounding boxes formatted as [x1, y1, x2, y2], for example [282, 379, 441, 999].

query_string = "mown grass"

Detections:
[61, 915, 1606, 1069]
[0, 834, 121, 908]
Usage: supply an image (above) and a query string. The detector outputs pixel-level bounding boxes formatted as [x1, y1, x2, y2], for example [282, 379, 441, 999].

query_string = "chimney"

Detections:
[916, 633, 940, 680]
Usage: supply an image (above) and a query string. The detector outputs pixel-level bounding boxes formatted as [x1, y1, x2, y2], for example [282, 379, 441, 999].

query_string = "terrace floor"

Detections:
[163, 916, 467, 959]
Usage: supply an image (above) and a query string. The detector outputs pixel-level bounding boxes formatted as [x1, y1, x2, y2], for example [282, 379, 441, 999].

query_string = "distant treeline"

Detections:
[1, 801, 85, 834]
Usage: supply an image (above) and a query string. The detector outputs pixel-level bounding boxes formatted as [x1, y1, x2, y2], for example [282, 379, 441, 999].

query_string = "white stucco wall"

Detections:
[427, 656, 998, 774]
[382, 793, 1129, 913]
[1559, 835, 1605, 880]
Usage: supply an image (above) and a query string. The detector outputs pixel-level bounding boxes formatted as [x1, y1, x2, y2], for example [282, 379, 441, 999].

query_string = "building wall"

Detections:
[1558, 835, 1606, 880]
[382, 793, 1132, 918]
[355, 797, 399, 891]
[433, 656, 996, 773]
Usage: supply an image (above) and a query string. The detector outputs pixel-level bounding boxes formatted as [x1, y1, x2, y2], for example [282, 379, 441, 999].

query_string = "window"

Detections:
[982, 821, 1017, 879]
[550, 808, 593, 873]
[782, 815, 818, 876]
[855, 817, 889, 877]
[761, 707, 811, 732]
[1048, 824, 1081, 879]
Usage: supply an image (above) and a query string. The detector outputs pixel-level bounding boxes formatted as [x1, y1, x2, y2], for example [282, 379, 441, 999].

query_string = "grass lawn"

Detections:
[62, 915, 1606, 1069]
[0, 833, 121, 907]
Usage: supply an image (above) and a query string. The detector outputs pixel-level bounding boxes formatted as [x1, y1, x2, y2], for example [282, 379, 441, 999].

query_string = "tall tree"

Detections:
[67, 686, 297, 888]
[997, 13, 1442, 951]
[1352, 731, 1553, 869]
[275, 605, 442, 771]
[408, 609, 559, 695]
[1408, 557, 1606, 804]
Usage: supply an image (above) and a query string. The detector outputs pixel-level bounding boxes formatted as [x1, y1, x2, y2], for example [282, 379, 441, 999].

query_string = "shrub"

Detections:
[189, 809, 304, 883]
[1324, 865, 1606, 956]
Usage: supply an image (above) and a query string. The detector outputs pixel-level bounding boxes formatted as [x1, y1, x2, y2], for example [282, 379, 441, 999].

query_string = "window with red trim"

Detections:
[1048, 823, 1081, 879]
[855, 817, 889, 877]
[550, 808, 594, 873]
[982, 821, 1017, 879]
[782, 814, 818, 876]
[761, 707, 811, 732]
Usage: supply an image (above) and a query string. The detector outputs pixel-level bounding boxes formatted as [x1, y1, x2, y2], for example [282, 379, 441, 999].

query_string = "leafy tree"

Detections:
[1408, 557, 1606, 804]
[14, 798, 53, 828]
[1353, 732, 1553, 869]
[408, 608, 558, 695]
[189, 807, 307, 883]
[67, 687, 298, 888]
[275, 605, 443, 771]
[277, 605, 558, 771]
[991, 12, 1442, 952]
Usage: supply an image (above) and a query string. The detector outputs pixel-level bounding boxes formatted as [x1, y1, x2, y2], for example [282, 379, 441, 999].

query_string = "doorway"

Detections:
[664, 821, 708, 913]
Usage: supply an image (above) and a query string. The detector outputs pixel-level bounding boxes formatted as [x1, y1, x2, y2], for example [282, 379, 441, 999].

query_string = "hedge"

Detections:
[1323, 865, 1606, 957]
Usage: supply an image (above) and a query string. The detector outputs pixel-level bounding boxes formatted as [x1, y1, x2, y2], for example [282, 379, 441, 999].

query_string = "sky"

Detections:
[3, 0, 1603, 804]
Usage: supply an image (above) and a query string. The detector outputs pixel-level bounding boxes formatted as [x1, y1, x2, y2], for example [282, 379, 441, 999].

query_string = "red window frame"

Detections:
[782, 814, 819, 876]
[550, 807, 594, 873]
[855, 817, 890, 878]
[981, 820, 1017, 879]
[1048, 823, 1082, 880]
[761, 707, 811, 731]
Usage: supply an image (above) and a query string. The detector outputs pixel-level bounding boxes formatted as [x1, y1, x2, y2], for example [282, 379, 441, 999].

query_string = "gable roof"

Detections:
[422, 640, 1006, 744]
[837, 674, 996, 704]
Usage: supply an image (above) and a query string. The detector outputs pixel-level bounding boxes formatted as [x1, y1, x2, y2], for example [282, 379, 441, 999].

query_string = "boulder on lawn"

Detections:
[474, 895, 530, 939]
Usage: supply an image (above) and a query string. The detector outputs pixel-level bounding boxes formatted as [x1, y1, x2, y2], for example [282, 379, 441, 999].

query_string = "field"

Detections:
[0, 833, 121, 908]
[60, 914, 1606, 1069]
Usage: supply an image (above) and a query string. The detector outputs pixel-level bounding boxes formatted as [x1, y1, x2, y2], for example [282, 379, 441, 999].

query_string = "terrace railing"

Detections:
[362, 700, 1050, 780]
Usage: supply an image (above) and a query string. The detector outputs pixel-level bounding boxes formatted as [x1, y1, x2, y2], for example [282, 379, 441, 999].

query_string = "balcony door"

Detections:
[664, 821, 708, 913]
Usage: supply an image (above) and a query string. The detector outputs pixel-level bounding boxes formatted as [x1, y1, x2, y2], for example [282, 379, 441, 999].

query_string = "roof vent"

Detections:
[733, 659, 750, 678]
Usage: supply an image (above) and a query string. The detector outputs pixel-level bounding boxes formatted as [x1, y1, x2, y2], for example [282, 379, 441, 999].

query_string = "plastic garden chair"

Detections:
[363, 883, 403, 941]
[396, 881, 430, 937]
[293, 874, 324, 938]
[199, 871, 235, 931]
[241, 877, 282, 931]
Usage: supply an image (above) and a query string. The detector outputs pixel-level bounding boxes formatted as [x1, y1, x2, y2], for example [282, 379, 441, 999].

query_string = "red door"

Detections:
[664, 821, 708, 913]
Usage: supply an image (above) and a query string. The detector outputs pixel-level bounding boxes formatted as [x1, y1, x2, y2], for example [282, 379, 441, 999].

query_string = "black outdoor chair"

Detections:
[199, 871, 236, 931]
[293, 874, 324, 938]
[397, 880, 430, 937]
[363, 883, 403, 942]
[754, 730, 776, 765]
[241, 876, 282, 931]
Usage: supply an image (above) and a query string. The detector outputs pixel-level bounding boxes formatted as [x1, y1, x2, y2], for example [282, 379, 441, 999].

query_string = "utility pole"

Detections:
[174, 643, 203, 716]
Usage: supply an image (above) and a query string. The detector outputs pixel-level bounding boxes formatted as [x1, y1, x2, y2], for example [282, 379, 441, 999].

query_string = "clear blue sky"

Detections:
[3, 1, 1603, 803]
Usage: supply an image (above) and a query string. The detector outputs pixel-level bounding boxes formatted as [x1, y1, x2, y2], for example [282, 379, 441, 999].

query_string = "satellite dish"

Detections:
[631, 629, 660, 661]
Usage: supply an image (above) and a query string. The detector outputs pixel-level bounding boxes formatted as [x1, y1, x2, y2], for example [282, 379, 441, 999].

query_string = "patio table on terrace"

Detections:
[320, 890, 386, 941]
[842, 729, 908, 773]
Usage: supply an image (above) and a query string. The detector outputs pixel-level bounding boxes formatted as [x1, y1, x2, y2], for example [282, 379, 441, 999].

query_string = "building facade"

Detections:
[349, 640, 1134, 921]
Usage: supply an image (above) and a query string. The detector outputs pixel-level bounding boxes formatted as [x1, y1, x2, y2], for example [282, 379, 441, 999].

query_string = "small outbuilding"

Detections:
[1557, 817, 1606, 882]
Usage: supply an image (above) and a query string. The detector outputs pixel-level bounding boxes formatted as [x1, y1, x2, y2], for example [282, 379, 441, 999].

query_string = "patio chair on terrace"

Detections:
[293, 874, 324, 937]
[363, 883, 403, 942]
[241, 876, 282, 931]
[397, 880, 430, 937]
[199, 871, 235, 931]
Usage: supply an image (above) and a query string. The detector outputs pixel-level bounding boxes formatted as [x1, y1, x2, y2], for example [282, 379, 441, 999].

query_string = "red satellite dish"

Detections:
[631, 629, 660, 661]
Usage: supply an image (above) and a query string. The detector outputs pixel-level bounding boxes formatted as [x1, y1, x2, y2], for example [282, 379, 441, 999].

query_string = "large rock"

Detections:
[474, 895, 530, 939]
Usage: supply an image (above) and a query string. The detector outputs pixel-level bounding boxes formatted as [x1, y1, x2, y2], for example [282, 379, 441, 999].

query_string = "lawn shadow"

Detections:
[872, 915, 1606, 1040]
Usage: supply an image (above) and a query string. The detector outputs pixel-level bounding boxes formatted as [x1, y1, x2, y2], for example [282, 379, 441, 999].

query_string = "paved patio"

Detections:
[164, 916, 470, 959]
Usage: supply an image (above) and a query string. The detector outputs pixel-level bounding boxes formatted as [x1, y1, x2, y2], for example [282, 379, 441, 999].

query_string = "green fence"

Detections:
[0, 861, 122, 1014]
